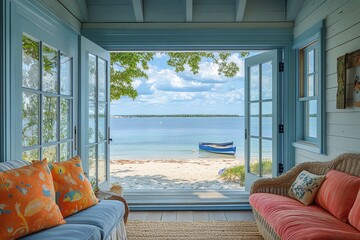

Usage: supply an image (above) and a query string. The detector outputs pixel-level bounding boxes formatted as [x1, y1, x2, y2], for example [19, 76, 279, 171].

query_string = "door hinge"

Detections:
[278, 163, 284, 174]
[279, 124, 284, 134]
[74, 126, 77, 151]
[279, 62, 284, 72]
[108, 127, 113, 144]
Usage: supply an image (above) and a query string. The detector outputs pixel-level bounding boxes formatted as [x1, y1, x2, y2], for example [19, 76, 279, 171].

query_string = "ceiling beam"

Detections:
[132, 0, 144, 22]
[58, 0, 88, 22]
[235, 0, 247, 22]
[75, 0, 88, 22]
[286, 0, 305, 21]
[186, 0, 193, 22]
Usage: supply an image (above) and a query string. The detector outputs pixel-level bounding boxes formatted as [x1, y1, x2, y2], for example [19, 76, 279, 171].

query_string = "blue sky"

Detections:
[110, 52, 251, 115]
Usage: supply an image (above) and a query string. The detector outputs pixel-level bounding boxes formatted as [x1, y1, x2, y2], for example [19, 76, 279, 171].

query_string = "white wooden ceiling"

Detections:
[58, 0, 304, 23]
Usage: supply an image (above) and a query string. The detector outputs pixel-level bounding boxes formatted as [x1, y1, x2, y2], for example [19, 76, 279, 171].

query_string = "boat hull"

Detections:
[199, 142, 236, 155]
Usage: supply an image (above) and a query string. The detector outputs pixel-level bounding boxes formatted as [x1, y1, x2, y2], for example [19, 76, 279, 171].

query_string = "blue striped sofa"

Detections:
[0, 160, 127, 240]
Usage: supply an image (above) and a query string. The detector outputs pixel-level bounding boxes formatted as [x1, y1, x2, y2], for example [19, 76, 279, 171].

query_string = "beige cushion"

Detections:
[289, 170, 325, 205]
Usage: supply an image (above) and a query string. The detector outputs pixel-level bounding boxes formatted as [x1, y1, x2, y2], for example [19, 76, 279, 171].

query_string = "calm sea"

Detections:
[110, 117, 272, 160]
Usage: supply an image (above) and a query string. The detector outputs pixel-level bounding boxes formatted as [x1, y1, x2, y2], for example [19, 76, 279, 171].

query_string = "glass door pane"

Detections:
[81, 36, 110, 188]
[21, 33, 75, 163]
[245, 50, 278, 191]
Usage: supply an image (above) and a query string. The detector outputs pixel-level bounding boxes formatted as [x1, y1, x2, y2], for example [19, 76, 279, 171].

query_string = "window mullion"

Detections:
[96, 56, 99, 186]
[39, 41, 44, 160]
[57, 50, 61, 162]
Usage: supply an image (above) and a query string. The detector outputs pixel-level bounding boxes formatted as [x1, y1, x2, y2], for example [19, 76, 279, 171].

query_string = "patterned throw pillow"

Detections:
[0, 159, 65, 240]
[289, 170, 325, 205]
[49, 156, 99, 217]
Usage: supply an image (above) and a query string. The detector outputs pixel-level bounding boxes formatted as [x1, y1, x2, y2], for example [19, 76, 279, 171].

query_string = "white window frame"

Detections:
[292, 21, 326, 154]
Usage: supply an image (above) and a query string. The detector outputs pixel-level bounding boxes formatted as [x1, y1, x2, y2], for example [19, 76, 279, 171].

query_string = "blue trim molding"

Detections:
[292, 20, 326, 154]
[0, 0, 10, 162]
[82, 25, 293, 51]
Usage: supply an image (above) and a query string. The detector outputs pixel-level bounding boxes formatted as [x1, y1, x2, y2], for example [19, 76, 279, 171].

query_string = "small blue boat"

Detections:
[199, 142, 236, 155]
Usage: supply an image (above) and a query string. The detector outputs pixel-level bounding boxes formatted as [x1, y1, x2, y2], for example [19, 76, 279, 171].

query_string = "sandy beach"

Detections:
[110, 158, 244, 191]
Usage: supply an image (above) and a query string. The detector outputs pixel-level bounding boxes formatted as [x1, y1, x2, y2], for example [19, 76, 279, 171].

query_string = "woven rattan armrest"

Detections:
[250, 160, 333, 196]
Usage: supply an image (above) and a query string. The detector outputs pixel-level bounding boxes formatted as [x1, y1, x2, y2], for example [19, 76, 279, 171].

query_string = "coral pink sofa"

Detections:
[249, 153, 360, 240]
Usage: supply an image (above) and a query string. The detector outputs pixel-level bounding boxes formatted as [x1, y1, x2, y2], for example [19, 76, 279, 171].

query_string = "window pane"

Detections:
[98, 58, 106, 101]
[250, 103, 259, 137]
[89, 54, 97, 101]
[307, 100, 317, 138]
[261, 61, 272, 100]
[60, 53, 72, 95]
[43, 145, 57, 162]
[22, 36, 39, 89]
[262, 139, 272, 178]
[43, 45, 58, 93]
[22, 149, 39, 162]
[250, 138, 260, 176]
[262, 101, 272, 139]
[43, 96, 58, 143]
[250, 65, 259, 100]
[307, 75, 315, 97]
[60, 142, 70, 162]
[60, 99, 71, 140]
[89, 101, 96, 143]
[308, 49, 314, 74]
[98, 103, 106, 141]
[98, 143, 106, 184]
[88, 145, 97, 181]
[22, 92, 39, 147]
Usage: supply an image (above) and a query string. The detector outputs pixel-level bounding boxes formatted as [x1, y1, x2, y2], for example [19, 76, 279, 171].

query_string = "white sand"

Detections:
[110, 158, 244, 190]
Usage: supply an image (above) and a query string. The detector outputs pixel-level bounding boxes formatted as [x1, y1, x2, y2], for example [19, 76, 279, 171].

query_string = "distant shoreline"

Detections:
[111, 114, 243, 118]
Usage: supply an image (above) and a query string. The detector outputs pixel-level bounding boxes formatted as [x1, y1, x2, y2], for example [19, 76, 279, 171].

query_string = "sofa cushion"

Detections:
[349, 190, 360, 231]
[20, 223, 101, 240]
[288, 170, 325, 205]
[0, 160, 65, 240]
[65, 200, 125, 239]
[49, 156, 99, 217]
[250, 193, 360, 240]
[315, 170, 360, 222]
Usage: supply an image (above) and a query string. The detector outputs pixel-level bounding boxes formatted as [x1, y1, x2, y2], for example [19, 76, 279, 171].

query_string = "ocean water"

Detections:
[110, 117, 272, 160]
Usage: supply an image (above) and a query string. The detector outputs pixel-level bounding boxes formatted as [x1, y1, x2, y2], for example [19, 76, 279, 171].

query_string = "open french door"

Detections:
[244, 50, 281, 191]
[80, 36, 111, 189]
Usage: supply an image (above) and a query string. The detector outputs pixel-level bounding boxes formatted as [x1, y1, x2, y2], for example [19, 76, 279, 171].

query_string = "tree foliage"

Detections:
[110, 51, 249, 101]
[110, 52, 155, 101]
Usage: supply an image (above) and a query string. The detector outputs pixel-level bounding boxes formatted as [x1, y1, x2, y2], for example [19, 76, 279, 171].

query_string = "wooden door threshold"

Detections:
[123, 189, 250, 211]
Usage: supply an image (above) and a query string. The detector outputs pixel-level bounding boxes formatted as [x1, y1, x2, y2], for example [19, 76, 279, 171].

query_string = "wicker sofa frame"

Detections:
[250, 153, 360, 240]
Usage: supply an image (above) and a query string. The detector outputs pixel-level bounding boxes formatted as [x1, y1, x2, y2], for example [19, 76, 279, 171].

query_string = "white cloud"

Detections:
[132, 79, 142, 88]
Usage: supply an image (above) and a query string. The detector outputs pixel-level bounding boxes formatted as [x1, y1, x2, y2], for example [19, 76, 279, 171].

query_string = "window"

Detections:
[21, 34, 74, 162]
[293, 21, 325, 154]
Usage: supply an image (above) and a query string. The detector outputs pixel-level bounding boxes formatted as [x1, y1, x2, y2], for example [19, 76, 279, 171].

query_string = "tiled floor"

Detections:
[128, 211, 255, 222]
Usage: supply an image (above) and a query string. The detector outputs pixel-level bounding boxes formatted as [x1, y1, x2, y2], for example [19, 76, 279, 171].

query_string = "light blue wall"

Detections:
[294, 0, 360, 163]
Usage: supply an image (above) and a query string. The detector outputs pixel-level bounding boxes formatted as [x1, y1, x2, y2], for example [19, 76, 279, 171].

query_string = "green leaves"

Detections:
[110, 52, 154, 101]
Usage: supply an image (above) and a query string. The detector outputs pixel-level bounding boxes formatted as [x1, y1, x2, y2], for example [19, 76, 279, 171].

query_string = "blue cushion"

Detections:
[0, 160, 30, 172]
[21, 224, 101, 240]
[65, 200, 125, 239]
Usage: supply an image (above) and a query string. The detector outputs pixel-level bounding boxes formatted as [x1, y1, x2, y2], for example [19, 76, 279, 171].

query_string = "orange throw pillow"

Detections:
[49, 156, 99, 217]
[349, 190, 360, 231]
[0, 159, 65, 240]
[315, 170, 360, 222]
